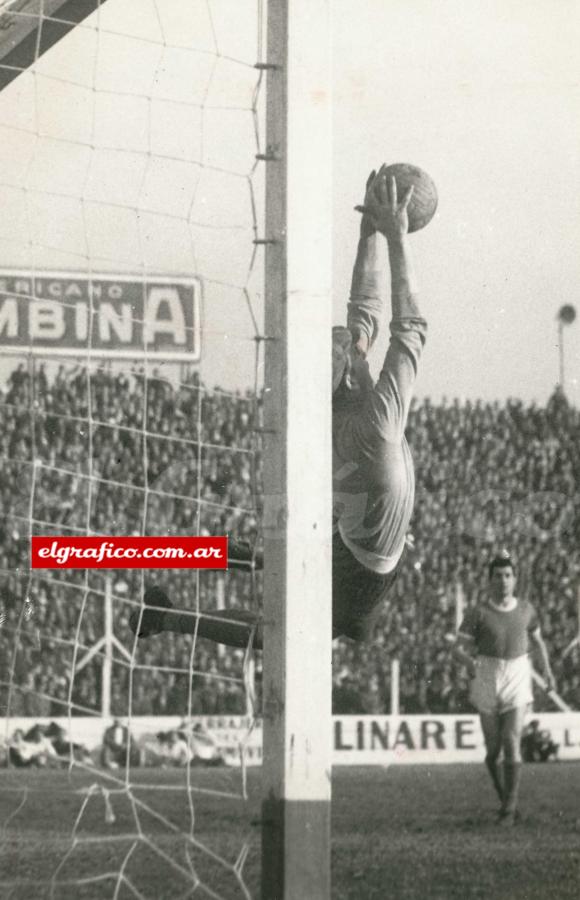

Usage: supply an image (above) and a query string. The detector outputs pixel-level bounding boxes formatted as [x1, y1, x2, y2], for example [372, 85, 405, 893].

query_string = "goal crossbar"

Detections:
[0, 0, 110, 91]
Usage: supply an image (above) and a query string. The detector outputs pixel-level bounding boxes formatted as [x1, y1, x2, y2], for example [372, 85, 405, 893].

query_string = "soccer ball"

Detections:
[383, 163, 438, 233]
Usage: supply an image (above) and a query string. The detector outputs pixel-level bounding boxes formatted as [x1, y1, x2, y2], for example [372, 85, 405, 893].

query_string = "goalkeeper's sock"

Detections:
[485, 754, 504, 803]
[130, 582, 263, 649]
[165, 608, 263, 651]
[502, 760, 522, 814]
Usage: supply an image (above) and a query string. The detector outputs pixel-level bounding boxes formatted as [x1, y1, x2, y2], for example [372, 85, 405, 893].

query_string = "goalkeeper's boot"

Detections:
[129, 584, 173, 638]
[227, 539, 263, 571]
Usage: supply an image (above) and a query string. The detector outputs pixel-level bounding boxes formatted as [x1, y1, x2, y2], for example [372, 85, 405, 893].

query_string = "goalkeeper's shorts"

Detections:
[470, 654, 533, 715]
[332, 530, 399, 642]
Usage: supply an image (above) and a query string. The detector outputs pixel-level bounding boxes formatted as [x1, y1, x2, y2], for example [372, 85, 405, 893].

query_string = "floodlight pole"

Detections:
[556, 304, 577, 392]
[558, 319, 565, 390]
[390, 659, 400, 716]
[262, 1, 333, 898]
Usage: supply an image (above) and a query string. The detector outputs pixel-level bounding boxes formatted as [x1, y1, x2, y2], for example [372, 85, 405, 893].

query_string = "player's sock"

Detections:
[158, 606, 263, 650]
[502, 760, 522, 814]
[129, 585, 263, 649]
[170, 608, 263, 650]
[485, 755, 503, 803]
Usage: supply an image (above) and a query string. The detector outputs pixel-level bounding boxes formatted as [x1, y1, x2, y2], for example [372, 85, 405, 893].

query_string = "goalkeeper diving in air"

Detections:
[130, 166, 427, 647]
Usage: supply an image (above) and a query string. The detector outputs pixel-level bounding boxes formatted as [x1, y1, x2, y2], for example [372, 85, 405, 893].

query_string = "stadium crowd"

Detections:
[1, 362, 579, 719]
[0, 717, 227, 768]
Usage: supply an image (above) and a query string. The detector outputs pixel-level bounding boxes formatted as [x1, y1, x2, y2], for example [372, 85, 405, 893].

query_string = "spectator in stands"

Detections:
[333, 672, 369, 715]
[45, 721, 92, 764]
[101, 720, 141, 769]
[183, 722, 226, 767]
[521, 720, 559, 763]
[0, 358, 579, 719]
[8, 726, 58, 768]
[163, 729, 192, 767]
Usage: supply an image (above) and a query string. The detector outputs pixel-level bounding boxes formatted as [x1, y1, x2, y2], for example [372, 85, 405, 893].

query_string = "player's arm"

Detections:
[359, 166, 422, 318]
[529, 628, 556, 692]
[451, 605, 479, 677]
[347, 170, 388, 356]
[354, 167, 427, 438]
[452, 633, 478, 678]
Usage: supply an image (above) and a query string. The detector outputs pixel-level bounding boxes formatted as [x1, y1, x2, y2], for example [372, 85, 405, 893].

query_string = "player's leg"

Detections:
[331, 530, 398, 642]
[227, 540, 263, 571]
[129, 535, 264, 647]
[496, 655, 533, 821]
[498, 704, 527, 821]
[164, 608, 263, 650]
[129, 584, 263, 650]
[471, 659, 504, 804]
[479, 712, 504, 804]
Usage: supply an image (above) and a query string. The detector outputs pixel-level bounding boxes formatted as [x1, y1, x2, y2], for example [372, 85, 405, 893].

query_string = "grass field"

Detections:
[0, 763, 579, 899]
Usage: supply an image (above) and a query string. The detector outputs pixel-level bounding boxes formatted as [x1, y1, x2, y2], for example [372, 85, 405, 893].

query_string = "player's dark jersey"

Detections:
[459, 599, 539, 660]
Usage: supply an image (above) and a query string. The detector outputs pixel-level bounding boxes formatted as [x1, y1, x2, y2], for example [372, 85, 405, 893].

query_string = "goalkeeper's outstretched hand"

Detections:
[355, 163, 414, 242]
[129, 584, 173, 638]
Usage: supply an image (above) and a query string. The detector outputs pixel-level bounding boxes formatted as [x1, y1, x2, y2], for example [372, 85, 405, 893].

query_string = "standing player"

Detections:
[130, 165, 427, 646]
[454, 553, 556, 824]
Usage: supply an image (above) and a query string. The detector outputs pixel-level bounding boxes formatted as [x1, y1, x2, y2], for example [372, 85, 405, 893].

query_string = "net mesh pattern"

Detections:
[0, 2, 267, 896]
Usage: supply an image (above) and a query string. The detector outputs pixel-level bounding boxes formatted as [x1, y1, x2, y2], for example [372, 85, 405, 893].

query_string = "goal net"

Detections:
[0, 1, 268, 897]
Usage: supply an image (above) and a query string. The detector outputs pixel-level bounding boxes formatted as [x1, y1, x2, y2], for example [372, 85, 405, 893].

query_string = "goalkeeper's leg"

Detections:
[165, 607, 263, 649]
[227, 539, 263, 572]
[129, 584, 263, 650]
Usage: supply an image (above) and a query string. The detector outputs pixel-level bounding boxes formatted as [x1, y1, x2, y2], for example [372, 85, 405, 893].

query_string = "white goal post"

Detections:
[261, 1, 333, 898]
[0, 0, 334, 896]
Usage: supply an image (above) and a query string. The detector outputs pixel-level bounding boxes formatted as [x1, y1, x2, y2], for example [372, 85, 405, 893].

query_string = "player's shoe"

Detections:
[497, 808, 519, 827]
[129, 585, 173, 637]
[227, 540, 263, 571]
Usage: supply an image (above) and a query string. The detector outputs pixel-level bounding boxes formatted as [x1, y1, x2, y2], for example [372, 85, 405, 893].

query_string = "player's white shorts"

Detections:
[470, 654, 533, 715]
